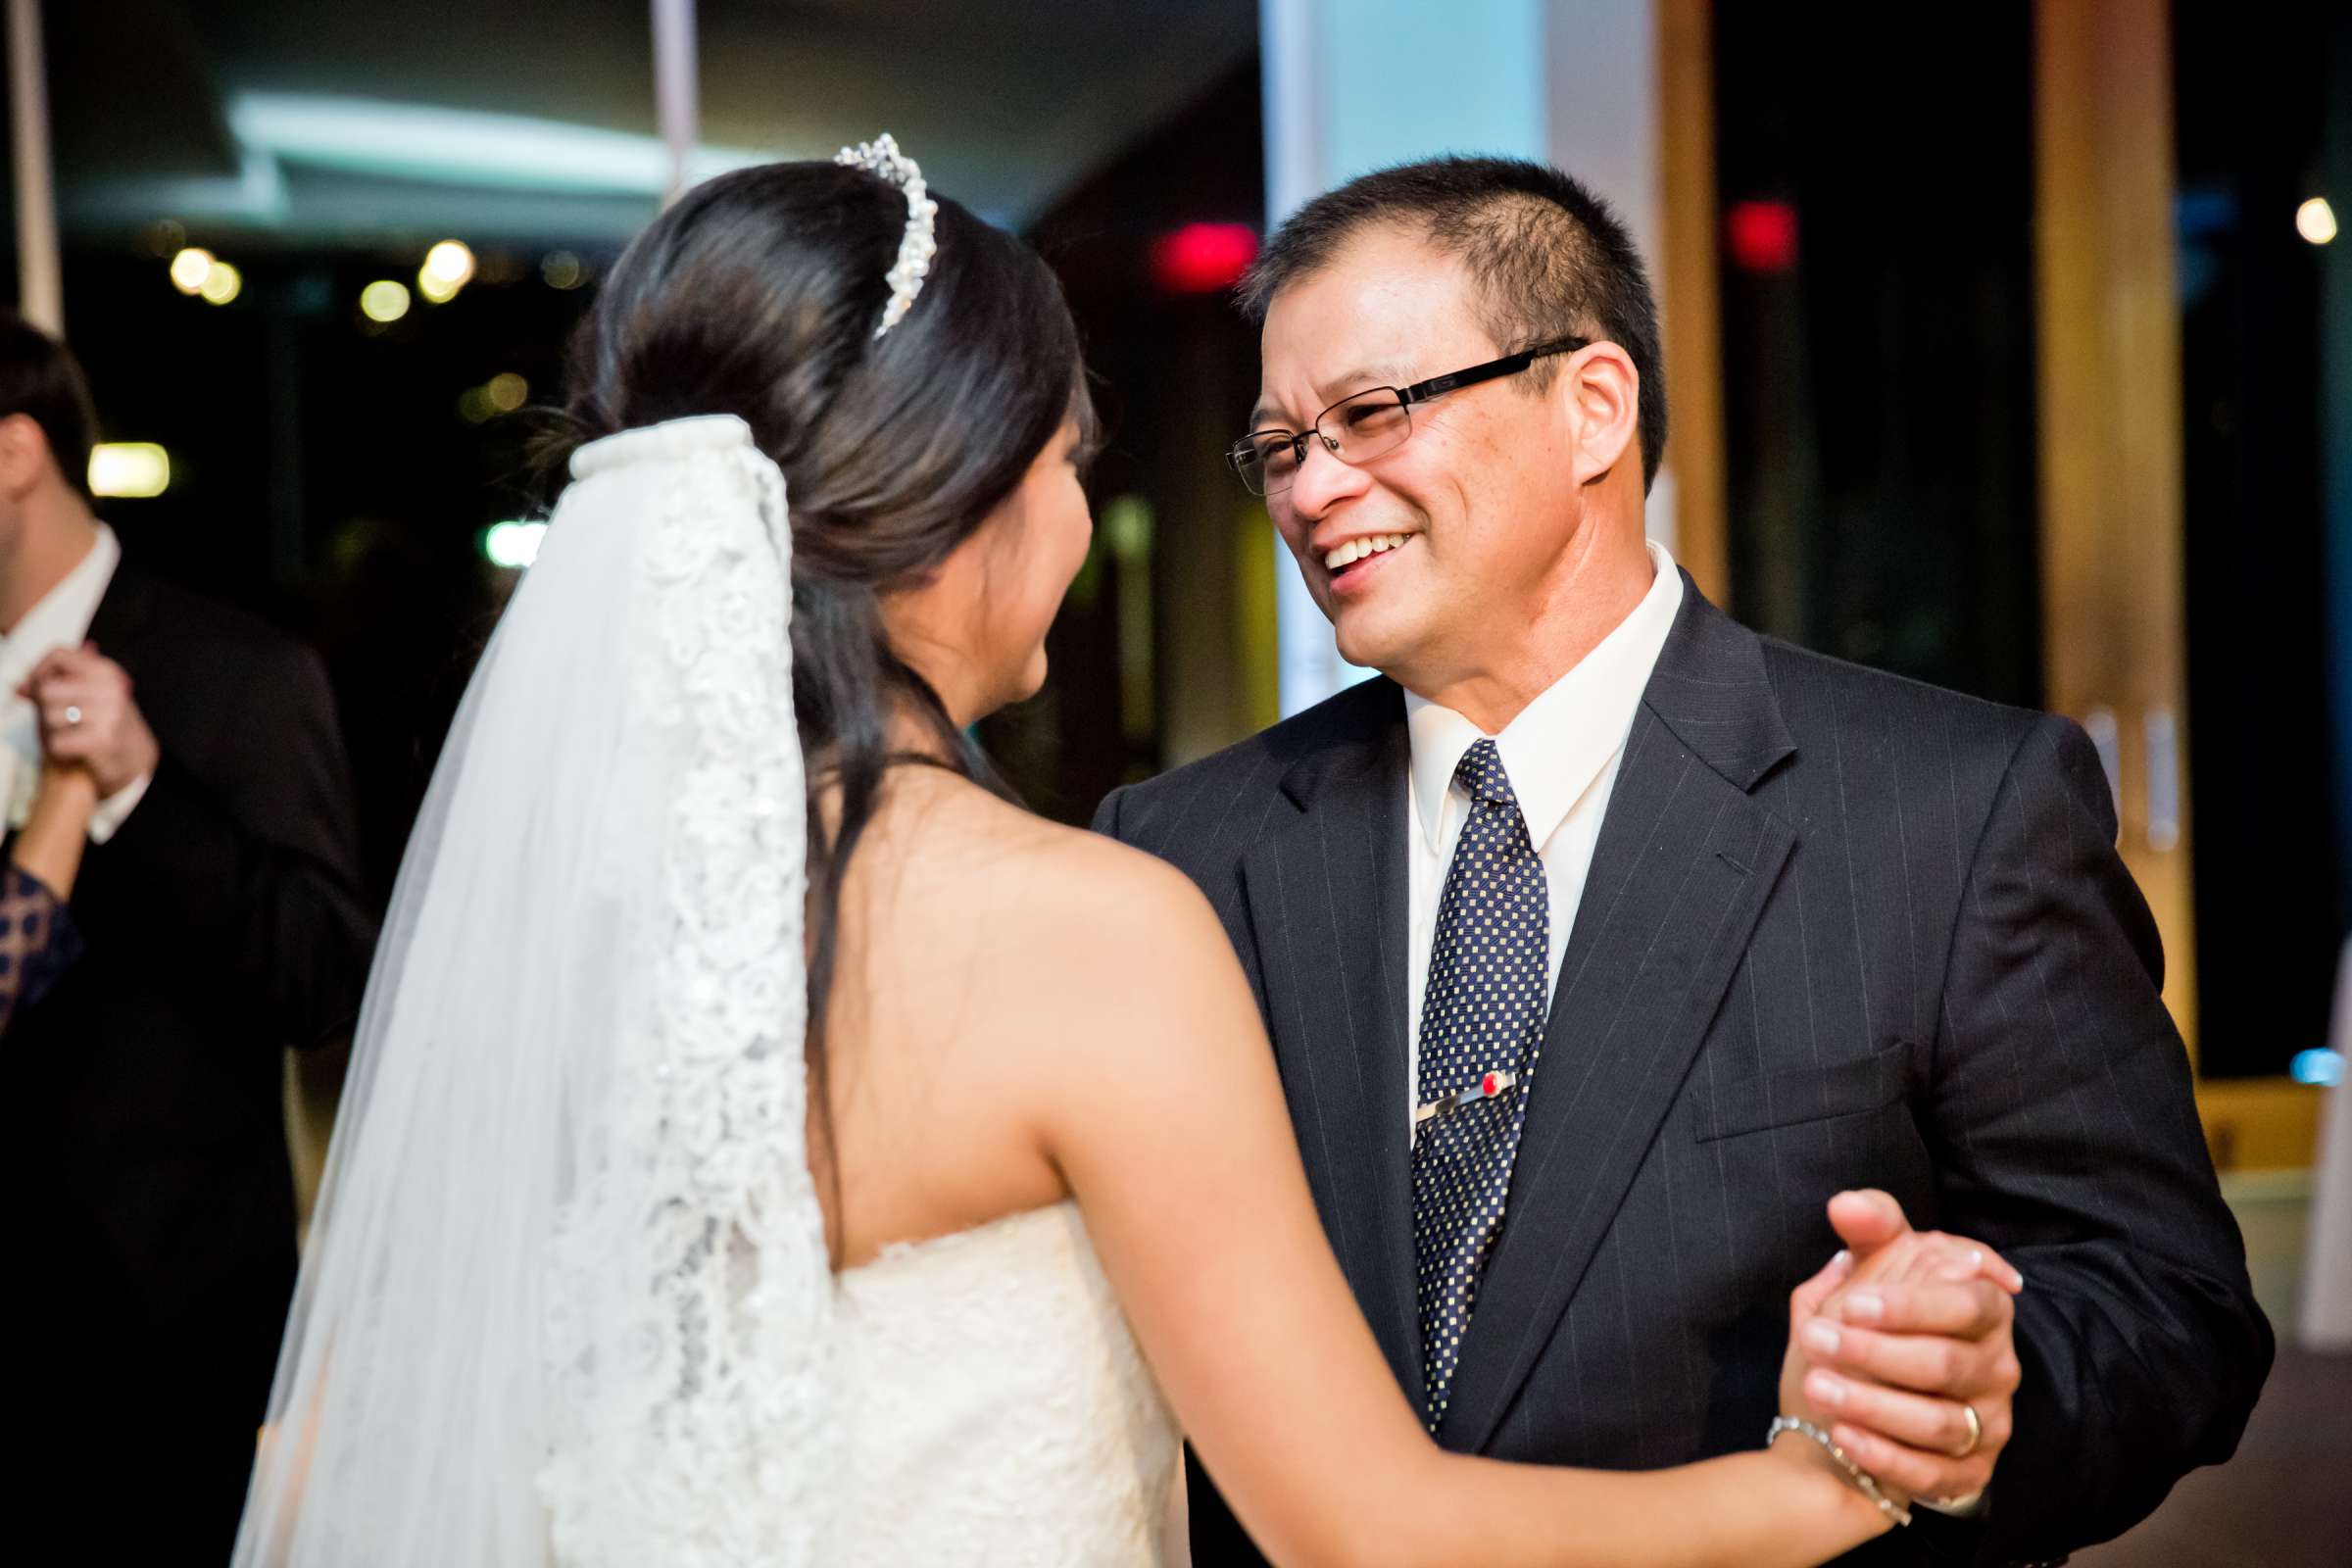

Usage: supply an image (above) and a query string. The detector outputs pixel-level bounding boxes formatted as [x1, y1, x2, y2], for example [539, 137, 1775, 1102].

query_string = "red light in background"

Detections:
[1725, 200, 1798, 272]
[1152, 223, 1259, 295]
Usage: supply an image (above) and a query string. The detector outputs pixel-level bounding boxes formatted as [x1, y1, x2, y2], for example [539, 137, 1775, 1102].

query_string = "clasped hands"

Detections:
[18, 641, 157, 796]
[1777, 1189, 2024, 1512]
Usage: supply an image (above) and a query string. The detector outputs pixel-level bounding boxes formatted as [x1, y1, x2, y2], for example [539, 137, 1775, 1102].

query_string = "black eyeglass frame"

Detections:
[1227, 336, 1592, 496]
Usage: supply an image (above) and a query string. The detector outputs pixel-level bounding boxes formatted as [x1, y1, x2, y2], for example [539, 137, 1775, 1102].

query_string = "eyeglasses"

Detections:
[1226, 338, 1589, 498]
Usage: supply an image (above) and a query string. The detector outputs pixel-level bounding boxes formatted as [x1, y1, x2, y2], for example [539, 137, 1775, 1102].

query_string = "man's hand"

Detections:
[23, 642, 158, 799]
[1795, 1190, 2024, 1505]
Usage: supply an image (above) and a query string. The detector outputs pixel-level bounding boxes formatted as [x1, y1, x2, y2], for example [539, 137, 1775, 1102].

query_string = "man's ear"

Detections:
[1556, 342, 1639, 487]
[0, 414, 55, 498]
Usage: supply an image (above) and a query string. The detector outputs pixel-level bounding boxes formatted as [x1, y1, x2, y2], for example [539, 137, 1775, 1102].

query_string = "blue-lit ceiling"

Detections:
[49, 0, 1257, 246]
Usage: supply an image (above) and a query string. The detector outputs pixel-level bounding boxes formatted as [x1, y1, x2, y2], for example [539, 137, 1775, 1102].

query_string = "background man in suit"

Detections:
[1097, 159, 2270, 1565]
[0, 315, 377, 1563]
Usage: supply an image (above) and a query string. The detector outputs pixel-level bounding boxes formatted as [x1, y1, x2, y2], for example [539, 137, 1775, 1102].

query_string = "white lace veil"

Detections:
[231, 415, 834, 1566]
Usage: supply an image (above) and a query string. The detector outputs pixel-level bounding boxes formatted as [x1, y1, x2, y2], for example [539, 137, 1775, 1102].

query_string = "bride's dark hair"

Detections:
[552, 160, 1091, 1215]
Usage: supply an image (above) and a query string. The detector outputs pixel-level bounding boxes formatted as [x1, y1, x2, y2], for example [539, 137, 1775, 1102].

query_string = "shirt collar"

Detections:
[1404, 537, 1685, 855]
[0, 522, 122, 688]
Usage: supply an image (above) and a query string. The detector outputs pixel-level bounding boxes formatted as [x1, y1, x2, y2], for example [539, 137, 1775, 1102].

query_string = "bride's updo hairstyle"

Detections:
[554, 160, 1091, 1189]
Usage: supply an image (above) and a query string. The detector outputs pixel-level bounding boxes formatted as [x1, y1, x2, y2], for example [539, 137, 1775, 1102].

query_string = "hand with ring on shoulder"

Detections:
[20, 641, 157, 798]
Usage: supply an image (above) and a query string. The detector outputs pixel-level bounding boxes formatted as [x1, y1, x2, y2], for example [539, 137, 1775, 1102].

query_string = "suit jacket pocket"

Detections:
[1694, 1037, 1916, 1143]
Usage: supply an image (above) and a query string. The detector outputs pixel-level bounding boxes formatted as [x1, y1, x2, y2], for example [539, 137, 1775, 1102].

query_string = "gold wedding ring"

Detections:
[1953, 1400, 1984, 1457]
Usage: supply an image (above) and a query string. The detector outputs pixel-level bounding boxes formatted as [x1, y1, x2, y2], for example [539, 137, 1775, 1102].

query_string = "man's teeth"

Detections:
[1323, 533, 1410, 571]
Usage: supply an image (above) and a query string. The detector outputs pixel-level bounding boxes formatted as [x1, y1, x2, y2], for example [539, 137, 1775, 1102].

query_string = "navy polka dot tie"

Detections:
[1411, 738, 1549, 1434]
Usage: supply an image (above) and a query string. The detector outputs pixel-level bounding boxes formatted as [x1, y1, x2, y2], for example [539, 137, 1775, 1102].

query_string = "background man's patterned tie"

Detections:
[1410, 737, 1549, 1434]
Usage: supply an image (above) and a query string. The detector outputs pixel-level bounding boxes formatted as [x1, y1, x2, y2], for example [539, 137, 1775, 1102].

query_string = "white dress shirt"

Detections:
[0, 522, 150, 843]
[1402, 539, 1684, 1133]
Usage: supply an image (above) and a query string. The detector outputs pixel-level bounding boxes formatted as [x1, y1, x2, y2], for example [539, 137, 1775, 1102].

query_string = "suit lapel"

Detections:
[85, 558, 159, 660]
[1238, 681, 1422, 1396]
[1445, 580, 1799, 1452]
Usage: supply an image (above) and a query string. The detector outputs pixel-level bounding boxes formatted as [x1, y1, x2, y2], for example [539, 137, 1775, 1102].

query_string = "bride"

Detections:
[232, 138, 2011, 1567]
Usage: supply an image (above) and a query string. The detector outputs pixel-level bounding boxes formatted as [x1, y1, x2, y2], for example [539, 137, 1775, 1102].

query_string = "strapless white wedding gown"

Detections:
[818, 1200, 1181, 1565]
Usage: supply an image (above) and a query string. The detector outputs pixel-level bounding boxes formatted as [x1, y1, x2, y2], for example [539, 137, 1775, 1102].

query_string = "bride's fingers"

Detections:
[1873, 1236, 1965, 1291]
[1913, 1234, 2025, 1294]
[1837, 1228, 2023, 1296]
[1788, 1248, 1855, 1326]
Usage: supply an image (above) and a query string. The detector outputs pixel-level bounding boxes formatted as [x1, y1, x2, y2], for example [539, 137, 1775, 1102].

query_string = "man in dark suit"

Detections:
[1096, 159, 2269, 1565]
[0, 316, 376, 1561]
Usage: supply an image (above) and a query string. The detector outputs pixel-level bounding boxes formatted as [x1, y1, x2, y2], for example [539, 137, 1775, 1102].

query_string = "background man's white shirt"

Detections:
[0, 522, 150, 842]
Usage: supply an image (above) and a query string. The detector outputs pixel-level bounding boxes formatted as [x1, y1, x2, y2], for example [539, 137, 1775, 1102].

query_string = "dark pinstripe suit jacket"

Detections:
[1094, 576, 2270, 1567]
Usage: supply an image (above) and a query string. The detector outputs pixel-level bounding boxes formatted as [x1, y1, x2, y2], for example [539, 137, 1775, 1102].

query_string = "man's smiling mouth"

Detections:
[1325, 533, 1413, 580]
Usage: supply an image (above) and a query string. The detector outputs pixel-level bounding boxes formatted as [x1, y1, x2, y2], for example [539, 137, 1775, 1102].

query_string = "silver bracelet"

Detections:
[1766, 1416, 1913, 1527]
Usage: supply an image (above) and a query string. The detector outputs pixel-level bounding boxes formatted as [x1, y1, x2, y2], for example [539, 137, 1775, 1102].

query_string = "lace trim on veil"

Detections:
[536, 416, 832, 1564]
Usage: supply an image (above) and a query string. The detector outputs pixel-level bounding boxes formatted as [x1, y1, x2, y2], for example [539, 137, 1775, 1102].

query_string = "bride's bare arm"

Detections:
[1027, 842, 1891, 1568]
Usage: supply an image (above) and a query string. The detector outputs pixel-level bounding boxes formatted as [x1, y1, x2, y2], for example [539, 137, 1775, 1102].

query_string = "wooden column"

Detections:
[8, 0, 61, 333]
[1655, 0, 1730, 606]
[2034, 0, 2198, 1050]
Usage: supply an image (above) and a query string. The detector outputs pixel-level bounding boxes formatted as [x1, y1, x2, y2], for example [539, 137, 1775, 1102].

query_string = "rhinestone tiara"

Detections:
[835, 132, 939, 339]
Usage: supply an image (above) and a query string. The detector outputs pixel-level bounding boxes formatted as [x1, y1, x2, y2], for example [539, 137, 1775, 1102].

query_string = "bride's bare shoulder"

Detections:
[881, 770, 1227, 962]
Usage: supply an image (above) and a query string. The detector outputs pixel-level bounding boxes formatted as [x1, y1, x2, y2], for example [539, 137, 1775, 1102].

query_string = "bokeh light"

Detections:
[1150, 223, 1258, 294]
[2298, 196, 2338, 245]
[88, 443, 172, 499]
[1726, 201, 1800, 272]
[482, 520, 548, 569]
[199, 262, 243, 306]
[419, 239, 477, 303]
[360, 280, 413, 322]
[422, 239, 475, 285]
[170, 247, 215, 294]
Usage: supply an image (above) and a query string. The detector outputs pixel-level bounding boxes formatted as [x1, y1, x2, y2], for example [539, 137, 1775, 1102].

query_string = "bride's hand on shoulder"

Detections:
[1779, 1192, 2025, 1510]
